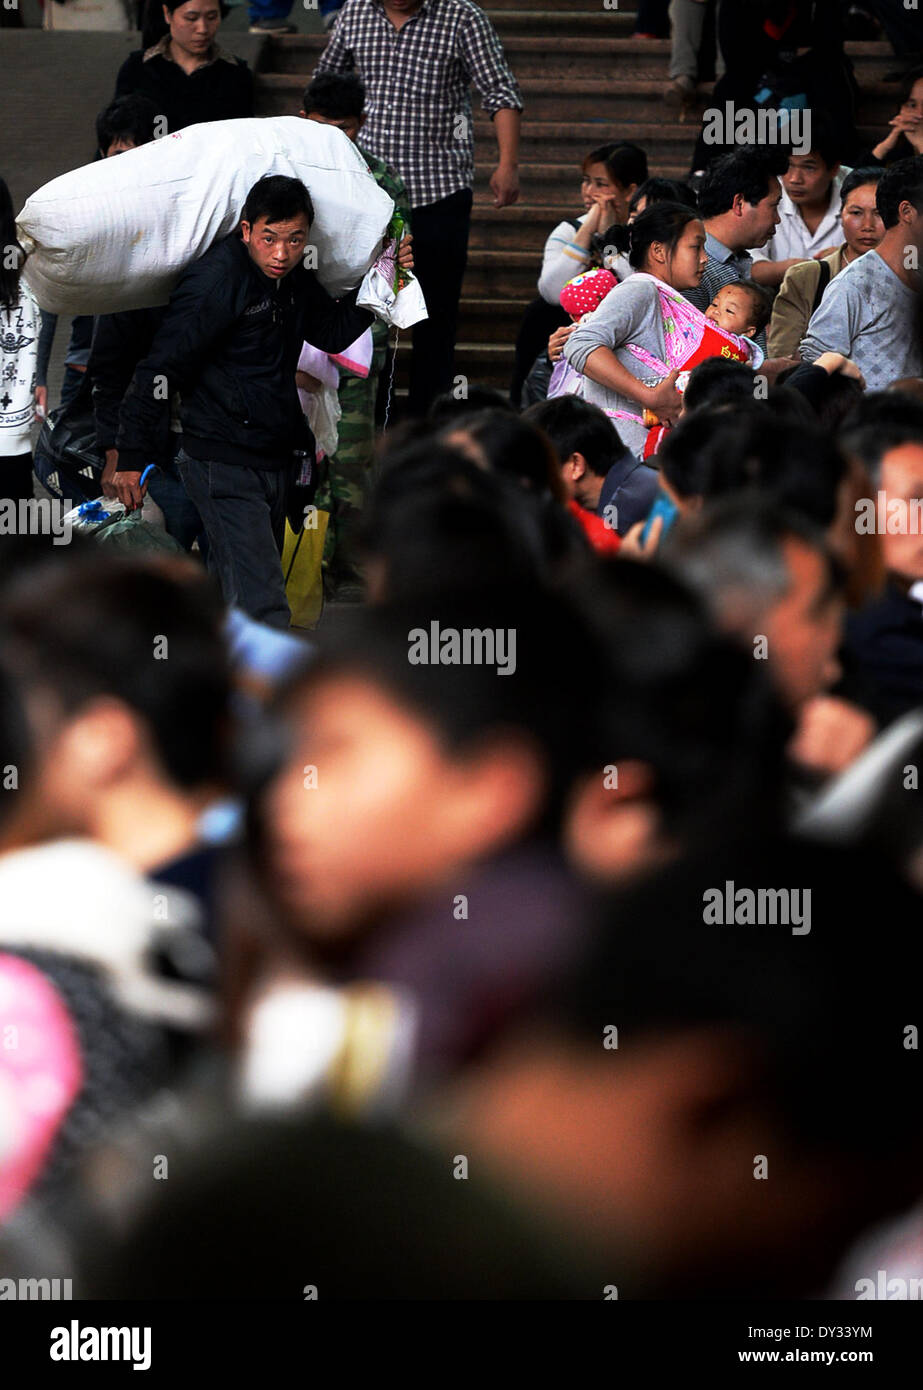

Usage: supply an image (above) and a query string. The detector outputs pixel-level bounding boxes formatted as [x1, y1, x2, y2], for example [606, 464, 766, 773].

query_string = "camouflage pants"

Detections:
[315, 347, 386, 580]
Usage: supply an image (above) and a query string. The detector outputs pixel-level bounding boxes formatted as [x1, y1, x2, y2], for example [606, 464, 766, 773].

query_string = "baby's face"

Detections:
[705, 286, 756, 336]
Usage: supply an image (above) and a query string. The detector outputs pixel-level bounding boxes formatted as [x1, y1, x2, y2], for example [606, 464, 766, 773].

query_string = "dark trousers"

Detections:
[0, 453, 34, 502]
[176, 448, 290, 630]
[407, 187, 474, 417]
[149, 441, 205, 553]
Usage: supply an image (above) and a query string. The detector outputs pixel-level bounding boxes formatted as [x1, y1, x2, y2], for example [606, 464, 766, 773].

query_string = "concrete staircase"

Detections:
[253, 0, 899, 397]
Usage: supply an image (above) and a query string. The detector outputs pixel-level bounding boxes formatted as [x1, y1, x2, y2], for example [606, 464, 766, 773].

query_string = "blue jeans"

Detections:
[176, 448, 291, 630]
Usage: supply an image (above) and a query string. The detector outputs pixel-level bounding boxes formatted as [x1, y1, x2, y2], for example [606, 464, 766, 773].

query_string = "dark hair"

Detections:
[567, 836, 923, 1157]
[0, 177, 24, 309]
[839, 390, 923, 484]
[696, 147, 787, 220]
[898, 63, 923, 108]
[787, 111, 841, 170]
[0, 554, 231, 790]
[839, 166, 884, 205]
[426, 385, 515, 428]
[659, 407, 847, 527]
[302, 71, 366, 121]
[584, 141, 648, 189]
[682, 358, 756, 413]
[95, 94, 159, 154]
[606, 201, 701, 271]
[440, 409, 559, 497]
[523, 396, 625, 480]
[0, 642, 32, 831]
[719, 280, 771, 334]
[293, 584, 608, 831]
[242, 174, 313, 229]
[141, 0, 228, 49]
[359, 443, 551, 600]
[567, 560, 791, 844]
[808, 371, 866, 434]
[628, 176, 698, 216]
[875, 155, 923, 229]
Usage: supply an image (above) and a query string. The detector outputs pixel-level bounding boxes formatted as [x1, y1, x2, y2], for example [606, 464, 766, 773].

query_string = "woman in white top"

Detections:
[538, 142, 647, 305]
[0, 177, 41, 503]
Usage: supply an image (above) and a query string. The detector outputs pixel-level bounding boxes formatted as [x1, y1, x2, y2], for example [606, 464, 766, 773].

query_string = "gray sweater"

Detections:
[563, 276, 670, 458]
[799, 250, 922, 391]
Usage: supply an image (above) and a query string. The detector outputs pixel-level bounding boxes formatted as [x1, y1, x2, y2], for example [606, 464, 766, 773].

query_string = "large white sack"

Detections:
[17, 117, 395, 315]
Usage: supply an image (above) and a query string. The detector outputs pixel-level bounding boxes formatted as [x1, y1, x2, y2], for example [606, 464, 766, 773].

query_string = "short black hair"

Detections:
[243, 174, 314, 229]
[839, 166, 884, 205]
[715, 280, 771, 334]
[682, 357, 756, 413]
[839, 390, 923, 483]
[584, 141, 648, 189]
[0, 553, 231, 790]
[523, 395, 625, 479]
[427, 386, 515, 427]
[95, 94, 159, 153]
[659, 406, 847, 527]
[438, 409, 558, 496]
[696, 147, 787, 220]
[628, 176, 698, 215]
[302, 71, 366, 121]
[875, 155, 923, 229]
[786, 111, 841, 170]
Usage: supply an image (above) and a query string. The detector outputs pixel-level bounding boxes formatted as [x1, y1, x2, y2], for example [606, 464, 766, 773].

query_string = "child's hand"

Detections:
[548, 324, 575, 362]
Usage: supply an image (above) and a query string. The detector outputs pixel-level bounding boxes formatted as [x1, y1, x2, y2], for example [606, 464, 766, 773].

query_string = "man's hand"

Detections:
[102, 447, 120, 500]
[34, 386, 47, 421]
[489, 163, 520, 209]
[788, 695, 877, 778]
[815, 352, 865, 385]
[398, 232, 414, 271]
[548, 323, 575, 363]
[620, 512, 664, 559]
[760, 355, 800, 385]
[644, 369, 683, 423]
[114, 469, 145, 511]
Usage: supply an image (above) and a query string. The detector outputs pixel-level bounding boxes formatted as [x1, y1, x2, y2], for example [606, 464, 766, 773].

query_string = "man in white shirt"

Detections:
[751, 126, 848, 289]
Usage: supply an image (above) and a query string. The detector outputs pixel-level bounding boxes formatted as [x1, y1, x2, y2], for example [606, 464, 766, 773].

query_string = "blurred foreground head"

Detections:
[443, 837, 923, 1298]
[0, 547, 230, 870]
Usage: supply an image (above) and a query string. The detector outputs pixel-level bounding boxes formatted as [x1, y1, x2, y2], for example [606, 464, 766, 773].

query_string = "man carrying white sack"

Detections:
[113, 173, 405, 628]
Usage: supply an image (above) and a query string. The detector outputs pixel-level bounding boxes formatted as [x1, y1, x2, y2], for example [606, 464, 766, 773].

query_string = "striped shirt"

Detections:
[315, 0, 523, 208]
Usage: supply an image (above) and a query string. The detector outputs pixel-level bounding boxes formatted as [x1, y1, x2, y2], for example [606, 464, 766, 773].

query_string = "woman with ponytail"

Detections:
[562, 203, 720, 459]
[0, 177, 41, 504]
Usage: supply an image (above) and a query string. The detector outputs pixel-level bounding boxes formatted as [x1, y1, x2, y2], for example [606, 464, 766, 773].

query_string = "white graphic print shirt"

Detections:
[0, 281, 39, 456]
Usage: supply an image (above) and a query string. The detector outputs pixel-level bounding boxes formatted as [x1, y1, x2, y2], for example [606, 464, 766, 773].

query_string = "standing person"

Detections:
[799, 157, 923, 391]
[314, 0, 523, 416]
[0, 179, 40, 507]
[112, 175, 375, 628]
[299, 71, 413, 597]
[116, 0, 254, 132]
[664, 0, 724, 110]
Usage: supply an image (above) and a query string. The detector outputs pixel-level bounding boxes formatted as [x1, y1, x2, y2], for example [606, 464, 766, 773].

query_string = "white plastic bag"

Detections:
[356, 239, 428, 330]
[17, 118, 394, 315]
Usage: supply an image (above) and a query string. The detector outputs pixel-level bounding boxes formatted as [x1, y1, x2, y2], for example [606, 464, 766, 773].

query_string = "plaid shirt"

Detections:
[315, 0, 522, 208]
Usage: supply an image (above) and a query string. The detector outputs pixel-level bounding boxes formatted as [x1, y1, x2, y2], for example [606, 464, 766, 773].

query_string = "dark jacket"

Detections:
[597, 452, 660, 536]
[91, 306, 168, 455]
[844, 578, 923, 727]
[117, 234, 375, 473]
[114, 47, 254, 131]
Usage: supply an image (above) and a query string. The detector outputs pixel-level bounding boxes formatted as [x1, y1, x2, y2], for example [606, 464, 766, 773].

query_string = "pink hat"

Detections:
[560, 267, 618, 321]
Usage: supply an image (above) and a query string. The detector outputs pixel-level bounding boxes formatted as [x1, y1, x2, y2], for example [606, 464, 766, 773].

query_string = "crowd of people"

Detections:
[1, 0, 923, 1302]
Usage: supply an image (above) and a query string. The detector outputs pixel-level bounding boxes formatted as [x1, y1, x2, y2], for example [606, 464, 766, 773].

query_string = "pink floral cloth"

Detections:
[0, 953, 83, 1221]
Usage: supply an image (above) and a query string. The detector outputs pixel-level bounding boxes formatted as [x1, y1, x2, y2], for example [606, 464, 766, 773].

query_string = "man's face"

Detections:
[241, 213, 311, 280]
[304, 109, 362, 144]
[878, 443, 923, 582]
[763, 538, 843, 710]
[740, 177, 783, 248]
[164, 1, 220, 56]
[784, 153, 837, 207]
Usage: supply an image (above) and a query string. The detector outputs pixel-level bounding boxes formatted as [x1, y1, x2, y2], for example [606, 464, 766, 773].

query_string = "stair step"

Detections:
[459, 298, 534, 343]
